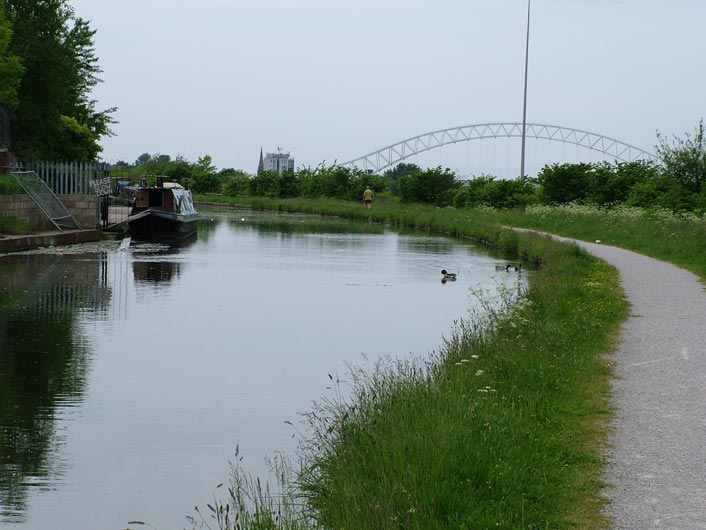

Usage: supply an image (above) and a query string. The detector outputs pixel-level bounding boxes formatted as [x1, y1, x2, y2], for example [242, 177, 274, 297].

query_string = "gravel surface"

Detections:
[542, 235, 706, 529]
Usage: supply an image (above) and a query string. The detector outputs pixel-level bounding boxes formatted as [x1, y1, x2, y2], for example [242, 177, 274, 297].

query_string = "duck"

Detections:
[441, 269, 457, 281]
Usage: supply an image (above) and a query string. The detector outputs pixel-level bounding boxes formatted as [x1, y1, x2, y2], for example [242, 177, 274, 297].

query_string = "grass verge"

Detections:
[475, 203, 706, 280]
[188, 196, 629, 530]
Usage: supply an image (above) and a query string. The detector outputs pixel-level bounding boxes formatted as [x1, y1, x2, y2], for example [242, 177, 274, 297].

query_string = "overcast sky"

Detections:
[70, 0, 706, 175]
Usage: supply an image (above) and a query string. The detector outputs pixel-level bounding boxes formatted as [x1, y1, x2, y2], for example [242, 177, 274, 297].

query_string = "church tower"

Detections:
[257, 147, 265, 175]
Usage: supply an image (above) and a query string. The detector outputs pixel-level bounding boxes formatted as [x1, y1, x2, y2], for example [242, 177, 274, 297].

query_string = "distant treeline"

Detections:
[117, 120, 706, 213]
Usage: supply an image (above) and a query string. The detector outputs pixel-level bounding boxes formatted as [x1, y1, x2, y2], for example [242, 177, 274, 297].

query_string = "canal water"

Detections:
[0, 209, 524, 530]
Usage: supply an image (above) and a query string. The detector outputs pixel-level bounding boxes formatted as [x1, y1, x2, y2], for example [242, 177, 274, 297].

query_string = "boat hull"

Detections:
[127, 209, 199, 244]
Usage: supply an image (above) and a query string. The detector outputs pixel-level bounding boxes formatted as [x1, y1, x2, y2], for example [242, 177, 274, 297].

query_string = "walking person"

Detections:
[363, 186, 373, 209]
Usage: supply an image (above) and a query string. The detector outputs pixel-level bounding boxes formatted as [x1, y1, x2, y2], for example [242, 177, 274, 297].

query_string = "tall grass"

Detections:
[186, 197, 628, 530]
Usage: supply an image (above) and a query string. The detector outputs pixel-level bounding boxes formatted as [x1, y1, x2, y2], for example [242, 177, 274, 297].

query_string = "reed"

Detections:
[187, 196, 629, 530]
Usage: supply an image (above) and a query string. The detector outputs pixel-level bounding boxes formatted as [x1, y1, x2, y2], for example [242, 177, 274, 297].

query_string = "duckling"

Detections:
[441, 269, 457, 281]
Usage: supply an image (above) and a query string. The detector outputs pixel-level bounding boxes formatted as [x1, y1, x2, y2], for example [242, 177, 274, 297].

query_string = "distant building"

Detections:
[258, 148, 294, 175]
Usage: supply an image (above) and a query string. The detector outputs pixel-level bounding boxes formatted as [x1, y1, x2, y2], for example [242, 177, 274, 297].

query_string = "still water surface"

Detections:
[0, 209, 523, 530]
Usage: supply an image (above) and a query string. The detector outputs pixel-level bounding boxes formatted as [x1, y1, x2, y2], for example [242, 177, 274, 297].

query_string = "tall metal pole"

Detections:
[520, 0, 531, 178]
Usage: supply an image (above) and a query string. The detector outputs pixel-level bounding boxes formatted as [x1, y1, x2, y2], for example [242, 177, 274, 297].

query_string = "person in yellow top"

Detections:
[363, 186, 373, 209]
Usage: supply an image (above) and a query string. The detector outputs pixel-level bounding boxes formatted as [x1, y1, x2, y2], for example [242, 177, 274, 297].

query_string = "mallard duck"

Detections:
[441, 269, 457, 281]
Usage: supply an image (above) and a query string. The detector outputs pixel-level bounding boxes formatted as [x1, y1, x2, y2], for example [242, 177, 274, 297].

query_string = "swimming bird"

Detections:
[495, 264, 510, 272]
[441, 269, 457, 281]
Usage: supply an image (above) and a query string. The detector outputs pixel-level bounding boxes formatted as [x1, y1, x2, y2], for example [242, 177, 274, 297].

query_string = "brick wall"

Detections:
[58, 195, 98, 228]
[0, 194, 97, 230]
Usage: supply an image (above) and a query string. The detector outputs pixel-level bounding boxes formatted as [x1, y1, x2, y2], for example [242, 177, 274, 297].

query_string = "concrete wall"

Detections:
[0, 194, 98, 230]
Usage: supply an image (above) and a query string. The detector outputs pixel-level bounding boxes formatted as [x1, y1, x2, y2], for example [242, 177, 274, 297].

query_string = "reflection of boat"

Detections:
[127, 183, 199, 243]
[133, 260, 178, 283]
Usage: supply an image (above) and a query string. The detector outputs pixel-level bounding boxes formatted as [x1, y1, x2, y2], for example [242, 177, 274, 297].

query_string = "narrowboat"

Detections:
[127, 182, 199, 243]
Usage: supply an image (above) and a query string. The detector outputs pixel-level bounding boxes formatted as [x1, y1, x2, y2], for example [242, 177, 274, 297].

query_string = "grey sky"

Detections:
[71, 0, 706, 175]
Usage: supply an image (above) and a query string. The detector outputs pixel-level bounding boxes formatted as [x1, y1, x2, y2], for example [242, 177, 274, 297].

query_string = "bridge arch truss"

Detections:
[341, 123, 658, 173]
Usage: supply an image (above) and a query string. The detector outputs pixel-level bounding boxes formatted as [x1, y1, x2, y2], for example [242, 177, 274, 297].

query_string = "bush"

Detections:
[537, 162, 592, 204]
[0, 174, 23, 194]
[221, 169, 250, 196]
[656, 119, 706, 194]
[0, 216, 29, 234]
[626, 174, 698, 211]
[585, 160, 659, 205]
[399, 166, 458, 206]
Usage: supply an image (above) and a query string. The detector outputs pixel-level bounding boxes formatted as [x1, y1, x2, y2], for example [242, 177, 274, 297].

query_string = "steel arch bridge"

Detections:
[341, 123, 658, 173]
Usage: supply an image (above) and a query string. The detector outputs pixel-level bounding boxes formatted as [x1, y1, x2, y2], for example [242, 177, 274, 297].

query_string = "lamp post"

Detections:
[520, 0, 531, 178]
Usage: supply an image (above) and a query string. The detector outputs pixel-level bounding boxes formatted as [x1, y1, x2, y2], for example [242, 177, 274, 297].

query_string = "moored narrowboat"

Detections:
[127, 182, 199, 243]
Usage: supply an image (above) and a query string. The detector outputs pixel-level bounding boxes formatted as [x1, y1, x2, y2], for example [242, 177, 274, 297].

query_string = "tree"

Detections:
[6, 0, 116, 160]
[656, 119, 706, 194]
[316, 165, 351, 198]
[349, 170, 387, 202]
[135, 153, 151, 166]
[50, 114, 101, 161]
[383, 162, 420, 195]
[220, 168, 250, 196]
[191, 155, 219, 193]
[383, 162, 420, 181]
[626, 174, 698, 211]
[584, 160, 659, 206]
[249, 170, 279, 197]
[0, 0, 23, 109]
[454, 175, 538, 209]
[399, 166, 458, 206]
[277, 168, 299, 198]
[537, 162, 592, 204]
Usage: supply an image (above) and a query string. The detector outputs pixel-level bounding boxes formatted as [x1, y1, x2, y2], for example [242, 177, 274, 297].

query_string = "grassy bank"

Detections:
[190, 196, 629, 529]
[298, 246, 623, 529]
[486, 204, 706, 280]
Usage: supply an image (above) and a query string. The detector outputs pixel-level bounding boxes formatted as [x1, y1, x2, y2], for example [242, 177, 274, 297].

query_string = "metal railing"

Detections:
[11, 171, 82, 230]
[23, 161, 110, 195]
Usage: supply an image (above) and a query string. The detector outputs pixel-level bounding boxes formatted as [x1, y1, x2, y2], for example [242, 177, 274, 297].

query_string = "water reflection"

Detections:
[227, 214, 385, 236]
[132, 260, 180, 284]
[0, 254, 104, 522]
[398, 237, 455, 254]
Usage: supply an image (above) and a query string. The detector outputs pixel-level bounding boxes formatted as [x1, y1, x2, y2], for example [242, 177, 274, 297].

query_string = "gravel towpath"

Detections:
[541, 235, 706, 529]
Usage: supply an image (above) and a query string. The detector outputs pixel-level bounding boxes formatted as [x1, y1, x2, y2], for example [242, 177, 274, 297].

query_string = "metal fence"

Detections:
[11, 171, 82, 230]
[23, 161, 110, 195]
